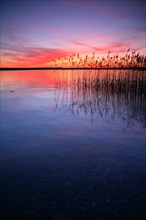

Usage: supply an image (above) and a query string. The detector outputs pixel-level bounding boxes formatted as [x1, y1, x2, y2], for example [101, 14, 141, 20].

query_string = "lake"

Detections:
[0, 69, 146, 220]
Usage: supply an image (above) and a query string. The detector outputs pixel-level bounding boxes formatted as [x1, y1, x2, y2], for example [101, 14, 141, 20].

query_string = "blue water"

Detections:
[0, 70, 146, 220]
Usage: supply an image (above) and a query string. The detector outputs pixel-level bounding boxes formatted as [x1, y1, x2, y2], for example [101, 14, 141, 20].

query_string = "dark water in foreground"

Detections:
[0, 70, 146, 220]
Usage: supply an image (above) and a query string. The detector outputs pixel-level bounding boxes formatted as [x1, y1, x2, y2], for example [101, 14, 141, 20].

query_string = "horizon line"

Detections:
[0, 67, 146, 71]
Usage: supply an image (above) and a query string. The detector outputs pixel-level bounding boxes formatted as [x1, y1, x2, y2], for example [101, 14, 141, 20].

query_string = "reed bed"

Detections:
[53, 50, 146, 68]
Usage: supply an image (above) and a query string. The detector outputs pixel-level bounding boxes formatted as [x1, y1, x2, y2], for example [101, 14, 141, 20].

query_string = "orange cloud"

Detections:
[1, 45, 69, 68]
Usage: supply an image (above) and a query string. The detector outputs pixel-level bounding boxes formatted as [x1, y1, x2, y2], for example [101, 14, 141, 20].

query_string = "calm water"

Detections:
[0, 70, 146, 220]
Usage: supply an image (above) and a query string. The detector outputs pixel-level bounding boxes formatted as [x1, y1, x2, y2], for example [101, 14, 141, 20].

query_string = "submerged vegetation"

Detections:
[53, 49, 146, 68]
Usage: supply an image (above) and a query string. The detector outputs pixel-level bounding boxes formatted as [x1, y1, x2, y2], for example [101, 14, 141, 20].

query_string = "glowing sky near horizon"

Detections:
[1, 0, 146, 67]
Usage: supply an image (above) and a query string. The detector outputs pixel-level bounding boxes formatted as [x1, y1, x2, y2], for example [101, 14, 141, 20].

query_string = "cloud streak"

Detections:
[70, 40, 132, 53]
[1, 37, 141, 68]
[1, 43, 69, 67]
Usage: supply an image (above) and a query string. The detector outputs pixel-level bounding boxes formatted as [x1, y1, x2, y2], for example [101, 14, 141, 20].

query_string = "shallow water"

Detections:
[0, 70, 146, 220]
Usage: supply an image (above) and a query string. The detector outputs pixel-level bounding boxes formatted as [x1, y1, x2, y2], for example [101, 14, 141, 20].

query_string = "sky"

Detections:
[0, 0, 146, 67]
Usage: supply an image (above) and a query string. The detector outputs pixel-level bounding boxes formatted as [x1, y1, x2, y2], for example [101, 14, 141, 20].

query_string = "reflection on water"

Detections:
[54, 70, 146, 127]
[0, 70, 146, 220]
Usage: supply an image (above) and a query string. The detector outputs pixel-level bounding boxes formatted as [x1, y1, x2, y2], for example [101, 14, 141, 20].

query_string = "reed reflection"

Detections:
[54, 70, 146, 127]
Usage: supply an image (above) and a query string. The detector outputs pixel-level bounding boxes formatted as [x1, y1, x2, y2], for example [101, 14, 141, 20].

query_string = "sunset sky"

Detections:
[1, 0, 145, 67]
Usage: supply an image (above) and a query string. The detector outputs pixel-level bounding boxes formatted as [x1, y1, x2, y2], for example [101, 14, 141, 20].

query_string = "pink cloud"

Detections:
[1, 44, 69, 67]
[70, 40, 132, 53]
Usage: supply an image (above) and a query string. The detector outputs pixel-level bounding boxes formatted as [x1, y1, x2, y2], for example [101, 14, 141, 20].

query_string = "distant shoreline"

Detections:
[0, 67, 146, 71]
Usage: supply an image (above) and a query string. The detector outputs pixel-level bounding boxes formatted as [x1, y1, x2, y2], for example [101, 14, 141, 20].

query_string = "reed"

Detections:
[52, 49, 146, 68]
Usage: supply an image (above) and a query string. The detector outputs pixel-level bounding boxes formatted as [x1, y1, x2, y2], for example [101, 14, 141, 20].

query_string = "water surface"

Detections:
[0, 70, 146, 220]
